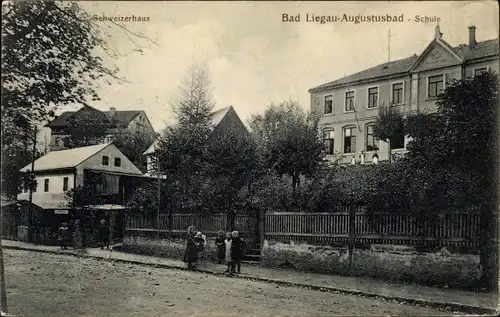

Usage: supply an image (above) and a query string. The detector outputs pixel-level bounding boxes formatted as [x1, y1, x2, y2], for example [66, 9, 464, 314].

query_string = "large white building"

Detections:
[309, 25, 499, 164]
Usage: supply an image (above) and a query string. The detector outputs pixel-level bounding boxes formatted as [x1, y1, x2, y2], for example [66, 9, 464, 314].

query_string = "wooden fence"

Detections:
[124, 206, 482, 249]
[265, 206, 481, 249]
[125, 213, 257, 238]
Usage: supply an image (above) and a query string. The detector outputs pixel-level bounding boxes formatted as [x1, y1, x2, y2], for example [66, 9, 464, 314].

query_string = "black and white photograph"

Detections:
[1, 1, 499, 316]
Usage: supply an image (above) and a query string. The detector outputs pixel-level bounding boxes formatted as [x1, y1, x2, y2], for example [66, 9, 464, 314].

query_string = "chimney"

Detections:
[109, 107, 116, 117]
[468, 26, 477, 50]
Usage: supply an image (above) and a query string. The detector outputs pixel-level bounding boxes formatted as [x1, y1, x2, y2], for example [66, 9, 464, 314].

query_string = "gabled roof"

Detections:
[209, 106, 231, 127]
[20, 143, 111, 172]
[45, 106, 143, 128]
[408, 38, 464, 73]
[309, 38, 499, 92]
[309, 55, 418, 92]
[143, 106, 234, 155]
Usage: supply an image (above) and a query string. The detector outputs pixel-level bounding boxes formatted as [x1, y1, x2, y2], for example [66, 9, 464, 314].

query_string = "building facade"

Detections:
[45, 105, 156, 151]
[143, 106, 249, 177]
[309, 25, 499, 164]
[17, 143, 144, 211]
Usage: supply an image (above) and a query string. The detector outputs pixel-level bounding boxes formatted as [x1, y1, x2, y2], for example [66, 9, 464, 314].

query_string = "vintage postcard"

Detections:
[1, 1, 499, 316]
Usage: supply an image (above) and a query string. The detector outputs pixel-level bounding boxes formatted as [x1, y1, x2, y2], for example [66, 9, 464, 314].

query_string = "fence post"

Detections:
[348, 205, 356, 272]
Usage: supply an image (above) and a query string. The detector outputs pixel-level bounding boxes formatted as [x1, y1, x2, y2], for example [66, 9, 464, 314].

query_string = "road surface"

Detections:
[3, 249, 460, 317]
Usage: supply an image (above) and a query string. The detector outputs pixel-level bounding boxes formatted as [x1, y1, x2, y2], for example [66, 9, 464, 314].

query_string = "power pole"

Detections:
[156, 152, 161, 241]
[27, 126, 37, 243]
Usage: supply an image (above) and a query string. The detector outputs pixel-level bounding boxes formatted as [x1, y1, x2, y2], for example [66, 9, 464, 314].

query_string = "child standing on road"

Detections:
[215, 230, 225, 264]
[224, 232, 233, 273]
[230, 231, 245, 274]
[195, 232, 206, 264]
[58, 222, 70, 250]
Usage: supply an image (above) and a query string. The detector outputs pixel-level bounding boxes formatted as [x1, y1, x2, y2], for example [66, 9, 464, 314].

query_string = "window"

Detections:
[343, 127, 356, 153]
[366, 125, 379, 151]
[428, 75, 444, 98]
[324, 95, 333, 114]
[367, 87, 378, 108]
[390, 128, 405, 150]
[345, 91, 355, 111]
[44, 179, 49, 192]
[63, 177, 69, 191]
[114, 157, 122, 167]
[323, 130, 335, 155]
[474, 67, 488, 77]
[392, 83, 403, 104]
[102, 156, 109, 166]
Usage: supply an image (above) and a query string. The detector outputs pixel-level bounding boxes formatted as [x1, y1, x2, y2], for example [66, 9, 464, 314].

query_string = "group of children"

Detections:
[57, 219, 110, 250]
[215, 230, 245, 274]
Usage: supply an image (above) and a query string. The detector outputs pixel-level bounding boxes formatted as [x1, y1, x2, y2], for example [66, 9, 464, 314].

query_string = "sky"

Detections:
[48, 1, 499, 136]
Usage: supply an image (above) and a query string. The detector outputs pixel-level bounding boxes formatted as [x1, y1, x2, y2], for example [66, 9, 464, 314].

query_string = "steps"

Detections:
[242, 243, 261, 265]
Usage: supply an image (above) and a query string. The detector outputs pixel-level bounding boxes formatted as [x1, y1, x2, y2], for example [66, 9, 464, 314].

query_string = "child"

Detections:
[98, 219, 110, 250]
[230, 231, 245, 274]
[58, 222, 70, 250]
[215, 231, 225, 264]
[224, 232, 233, 273]
[195, 232, 206, 264]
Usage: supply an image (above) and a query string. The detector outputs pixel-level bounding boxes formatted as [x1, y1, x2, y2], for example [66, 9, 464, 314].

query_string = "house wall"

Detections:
[464, 58, 499, 78]
[127, 112, 156, 137]
[17, 172, 75, 208]
[312, 75, 410, 164]
[75, 144, 143, 184]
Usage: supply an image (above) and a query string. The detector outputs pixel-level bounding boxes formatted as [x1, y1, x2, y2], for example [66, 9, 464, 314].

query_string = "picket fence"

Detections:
[125, 206, 482, 249]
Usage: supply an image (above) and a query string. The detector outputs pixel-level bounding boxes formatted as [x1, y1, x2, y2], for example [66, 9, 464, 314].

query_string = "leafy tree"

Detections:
[373, 104, 405, 163]
[112, 130, 156, 172]
[157, 63, 215, 181]
[63, 107, 110, 148]
[1, 0, 156, 198]
[249, 101, 325, 190]
[201, 129, 257, 228]
[404, 71, 498, 291]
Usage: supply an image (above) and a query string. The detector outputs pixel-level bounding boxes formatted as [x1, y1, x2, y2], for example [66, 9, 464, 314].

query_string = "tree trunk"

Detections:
[388, 139, 392, 163]
[0, 205, 9, 314]
[478, 202, 499, 292]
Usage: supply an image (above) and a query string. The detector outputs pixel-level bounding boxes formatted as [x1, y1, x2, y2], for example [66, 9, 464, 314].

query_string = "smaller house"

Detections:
[143, 106, 249, 177]
[17, 143, 146, 244]
[45, 105, 156, 151]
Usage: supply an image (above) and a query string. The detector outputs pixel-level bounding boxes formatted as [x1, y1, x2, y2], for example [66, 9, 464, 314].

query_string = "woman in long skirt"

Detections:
[183, 226, 198, 269]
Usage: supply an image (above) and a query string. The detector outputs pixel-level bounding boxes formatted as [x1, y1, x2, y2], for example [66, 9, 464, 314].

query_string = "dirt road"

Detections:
[3, 249, 458, 317]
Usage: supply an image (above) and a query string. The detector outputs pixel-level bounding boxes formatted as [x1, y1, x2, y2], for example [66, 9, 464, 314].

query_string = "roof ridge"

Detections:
[310, 37, 498, 92]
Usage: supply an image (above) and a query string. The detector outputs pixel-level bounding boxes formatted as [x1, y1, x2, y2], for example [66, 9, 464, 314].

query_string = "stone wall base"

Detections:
[122, 235, 219, 261]
[261, 239, 481, 290]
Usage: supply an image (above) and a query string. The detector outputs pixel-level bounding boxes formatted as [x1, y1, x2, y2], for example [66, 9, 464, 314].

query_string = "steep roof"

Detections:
[143, 106, 234, 155]
[309, 38, 499, 92]
[20, 143, 111, 172]
[45, 107, 142, 128]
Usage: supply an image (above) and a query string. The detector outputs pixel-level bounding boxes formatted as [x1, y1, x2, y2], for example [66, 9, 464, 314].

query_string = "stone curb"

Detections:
[3, 245, 498, 315]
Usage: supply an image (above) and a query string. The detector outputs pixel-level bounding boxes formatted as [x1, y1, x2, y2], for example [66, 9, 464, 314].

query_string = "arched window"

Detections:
[322, 129, 335, 155]
[343, 126, 357, 153]
[365, 124, 379, 152]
